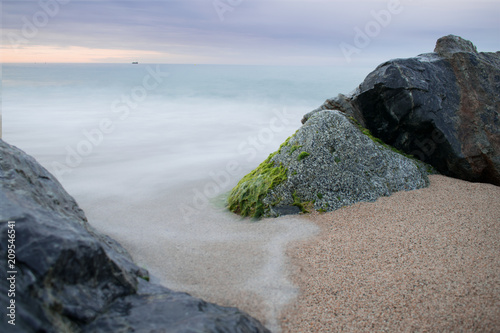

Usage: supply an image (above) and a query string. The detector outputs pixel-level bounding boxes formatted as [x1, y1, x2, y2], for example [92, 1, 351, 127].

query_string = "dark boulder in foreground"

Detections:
[228, 111, 434, 218]
[0, 140, 269, 332]
[305, 35, 500, 186]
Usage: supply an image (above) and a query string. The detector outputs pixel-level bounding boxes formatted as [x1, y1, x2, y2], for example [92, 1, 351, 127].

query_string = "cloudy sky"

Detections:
[2, 0, 499, 66]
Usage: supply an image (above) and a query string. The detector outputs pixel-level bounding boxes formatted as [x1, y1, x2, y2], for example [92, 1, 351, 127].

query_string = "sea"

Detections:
[2, 63, 371, 206]
[2, 63, 372, 329]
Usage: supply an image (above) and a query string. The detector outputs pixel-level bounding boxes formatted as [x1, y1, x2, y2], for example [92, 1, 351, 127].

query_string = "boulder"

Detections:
[0, 139, 269, 333]
[228, 110, 433, 218]
[305, 35, 500, 185]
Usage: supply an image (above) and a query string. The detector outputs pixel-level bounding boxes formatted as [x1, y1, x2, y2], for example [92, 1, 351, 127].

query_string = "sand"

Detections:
[83, 174, 500, 332]
[281, 175, 500, 332]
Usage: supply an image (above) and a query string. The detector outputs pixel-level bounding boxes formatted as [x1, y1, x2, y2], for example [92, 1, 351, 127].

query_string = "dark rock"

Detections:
[308, 35, 500, 185]
[84, 279, 267, 333]
[434, 34, 477, 56]
[229, 111, 433, 218]
[271, 205, 302, 216]
[0, 139, 269, 333]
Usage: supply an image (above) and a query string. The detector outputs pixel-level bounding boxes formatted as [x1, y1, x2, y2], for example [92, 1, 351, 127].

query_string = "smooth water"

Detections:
[2, 63, 371, 330]
[3, 63, 370, 198]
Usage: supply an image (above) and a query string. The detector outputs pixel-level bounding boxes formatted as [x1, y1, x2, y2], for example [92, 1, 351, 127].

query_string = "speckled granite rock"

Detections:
[228, 111, 433, 218]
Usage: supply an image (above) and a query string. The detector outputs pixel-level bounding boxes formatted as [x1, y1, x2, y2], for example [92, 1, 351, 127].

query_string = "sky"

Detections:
[1, 0, 499, 66]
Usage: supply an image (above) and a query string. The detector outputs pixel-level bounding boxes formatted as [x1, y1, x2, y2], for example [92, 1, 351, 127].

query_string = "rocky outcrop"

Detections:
[0, 140, 269, 332]
[228, 111, 433, 218]
[305, 35, 500, 186]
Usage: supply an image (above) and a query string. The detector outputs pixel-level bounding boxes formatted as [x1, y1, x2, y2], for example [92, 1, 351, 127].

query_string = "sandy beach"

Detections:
[82, 174, 500, 332]
[281, 175, 500, 332]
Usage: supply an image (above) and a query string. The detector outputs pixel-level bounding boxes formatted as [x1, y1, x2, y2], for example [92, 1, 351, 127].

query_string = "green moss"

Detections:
[317, 193, 323, 199]
[271, 196, 284, 206]
[227, 153, 288, 218]
[297, 151, 310, 161]
[289, 144, 303, 155]
[334, 156, 341, 163]
[277, 136, 292, 153]
[348, 117, 417, 160]
[292, 191, 312, 214]
[292, 191, 303, 210]
[427, 165, 438, 174]
[139, 275, 150, 282]
[227, 130, 311, 219]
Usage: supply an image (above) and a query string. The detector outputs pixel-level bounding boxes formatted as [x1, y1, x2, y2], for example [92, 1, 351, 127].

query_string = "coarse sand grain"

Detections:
[281, 175, 500, 332]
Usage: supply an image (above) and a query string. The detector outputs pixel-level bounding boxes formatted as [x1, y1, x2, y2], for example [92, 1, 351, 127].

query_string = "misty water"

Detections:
[3, 63, 371, 330]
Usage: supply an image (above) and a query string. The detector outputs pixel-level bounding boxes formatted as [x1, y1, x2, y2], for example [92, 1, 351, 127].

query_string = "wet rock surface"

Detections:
[0, 139, 269, 333]
[306, 35, 500, 185]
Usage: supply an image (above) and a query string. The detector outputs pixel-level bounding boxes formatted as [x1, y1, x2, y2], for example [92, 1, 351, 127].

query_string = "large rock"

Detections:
[0, 140, 269, 333]
[228, 110, 433, 218]
[304, 35, 500, 185]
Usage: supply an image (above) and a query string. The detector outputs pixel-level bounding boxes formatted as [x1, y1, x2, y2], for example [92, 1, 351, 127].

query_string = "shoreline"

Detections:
[63, 172, 500, 332]
[81, 182, 319, 332]
[281, 175, 500, 332]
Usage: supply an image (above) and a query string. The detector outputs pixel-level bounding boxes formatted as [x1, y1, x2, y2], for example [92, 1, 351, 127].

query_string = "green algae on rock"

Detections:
[227, 136, 295, 218]
[228, 110, 435, 218]
[227, 155, 287, 218]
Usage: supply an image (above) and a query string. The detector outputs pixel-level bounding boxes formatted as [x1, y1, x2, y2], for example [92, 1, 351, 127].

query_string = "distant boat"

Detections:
[132, 61, 139, 64]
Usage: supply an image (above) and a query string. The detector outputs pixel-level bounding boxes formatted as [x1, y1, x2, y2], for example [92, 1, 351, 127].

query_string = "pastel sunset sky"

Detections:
[2, 0, 499, 67]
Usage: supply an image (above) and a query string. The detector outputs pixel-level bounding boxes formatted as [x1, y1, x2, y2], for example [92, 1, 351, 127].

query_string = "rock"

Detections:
[84, 280, 267, 333]
[0, 139, 269, 333]
[228, 111, 433, 218]
[309, 35, 500, 185]
[434, 34, 477, 56]
[302, 92, 361, 125]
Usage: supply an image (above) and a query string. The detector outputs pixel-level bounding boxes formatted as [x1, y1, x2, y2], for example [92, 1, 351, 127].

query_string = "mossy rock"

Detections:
[297, 151, 310, 161]
[227, 137, 293, 218]
[229, 110, 435, 219]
